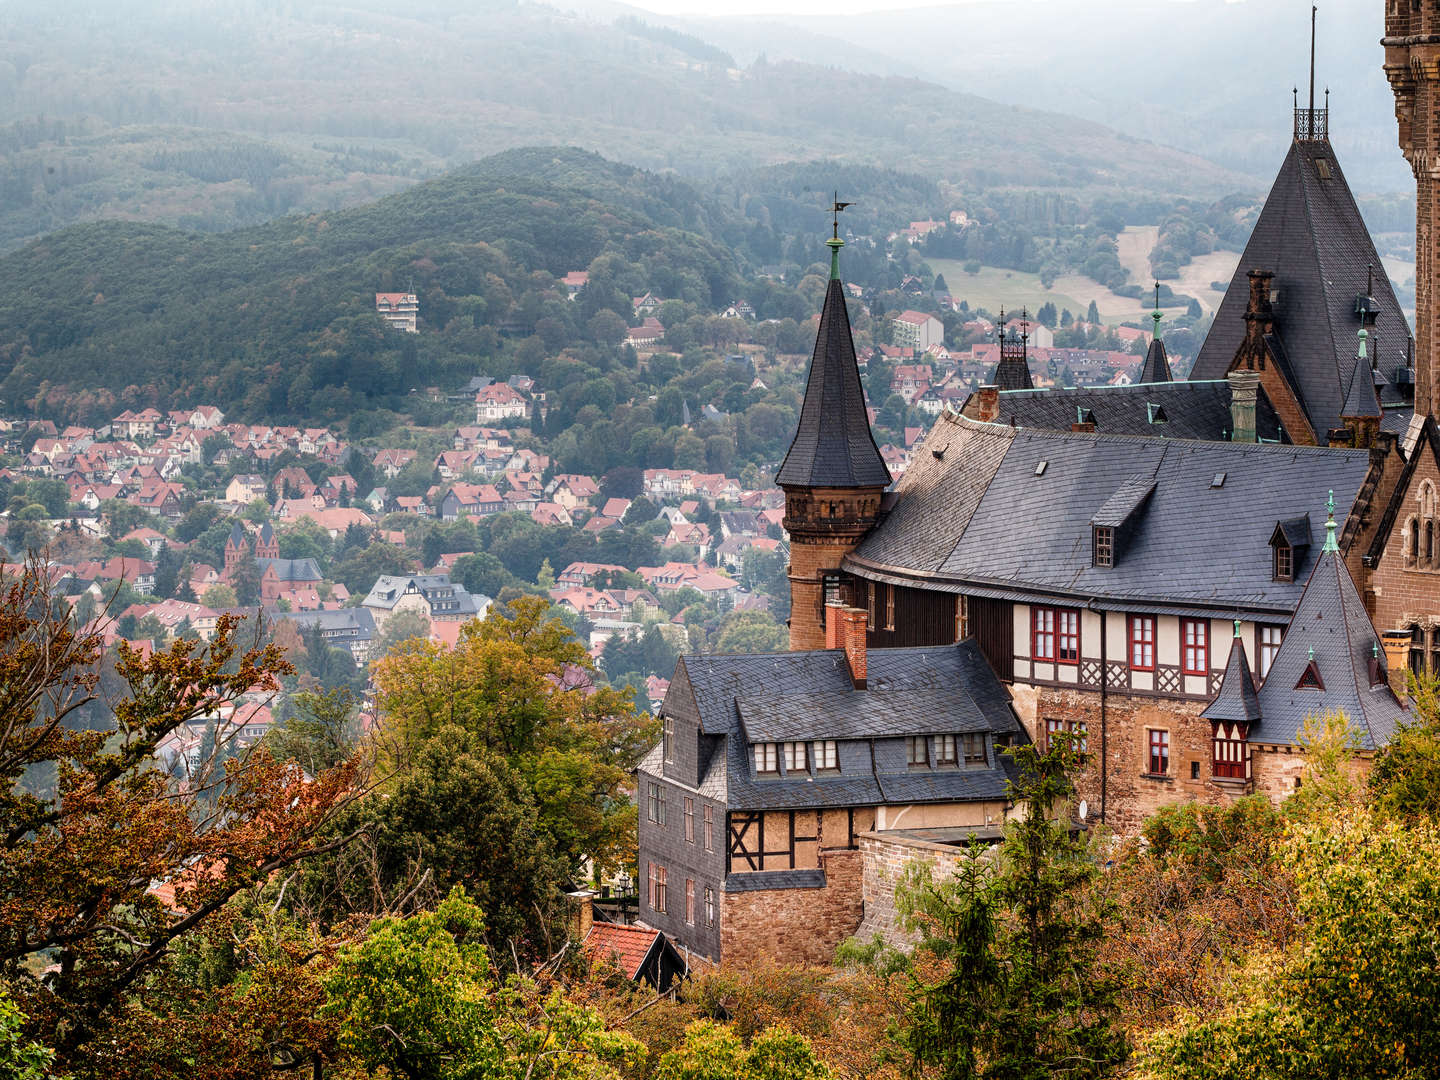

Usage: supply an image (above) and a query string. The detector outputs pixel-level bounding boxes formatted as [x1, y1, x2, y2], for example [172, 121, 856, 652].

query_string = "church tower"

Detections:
[776, 217, 891, 651]
[1386, 1, 1440, 417]
[991, 308, 1034, 391]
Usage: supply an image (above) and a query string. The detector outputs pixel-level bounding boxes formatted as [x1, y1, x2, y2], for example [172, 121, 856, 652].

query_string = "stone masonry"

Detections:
[719, 850, 863, 967]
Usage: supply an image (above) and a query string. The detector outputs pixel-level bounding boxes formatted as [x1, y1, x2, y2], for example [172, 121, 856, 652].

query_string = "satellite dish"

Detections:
[1078, 800, 1089, 821]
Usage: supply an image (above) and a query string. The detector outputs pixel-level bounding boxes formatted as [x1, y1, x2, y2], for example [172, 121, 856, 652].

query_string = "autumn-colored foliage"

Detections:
[0, 556, 363, 1064]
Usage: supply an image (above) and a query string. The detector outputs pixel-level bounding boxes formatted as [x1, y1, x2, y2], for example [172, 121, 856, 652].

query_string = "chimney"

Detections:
[566, 889, 596, 942]
[839, 605, 868, 689]
[1228, 369, 1260, 443]
[1071, 421, 1096, 433]
[1382, 630, 1412, 701]
[824, 600, 845, 650]
[975, 385, 999, 423]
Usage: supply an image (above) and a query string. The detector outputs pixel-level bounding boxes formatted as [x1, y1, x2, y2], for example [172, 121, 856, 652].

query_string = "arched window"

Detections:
[1409, 517, 1420, 566]
[1426, 520, 1434, 567]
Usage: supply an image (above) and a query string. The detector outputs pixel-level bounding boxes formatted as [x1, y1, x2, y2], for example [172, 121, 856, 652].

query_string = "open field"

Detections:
[929, 227, 1243, 329]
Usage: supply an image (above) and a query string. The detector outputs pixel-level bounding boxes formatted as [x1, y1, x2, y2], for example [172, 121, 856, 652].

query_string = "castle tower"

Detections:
[776, 218, 891, 651]
[1386, 2, 1440, 417]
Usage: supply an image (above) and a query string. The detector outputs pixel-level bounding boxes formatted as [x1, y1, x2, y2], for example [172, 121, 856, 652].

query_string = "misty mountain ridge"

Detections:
[0, 0, 1256, 252]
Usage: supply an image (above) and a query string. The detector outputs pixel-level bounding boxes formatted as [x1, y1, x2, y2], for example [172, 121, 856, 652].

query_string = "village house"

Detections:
[890, 311, 944, 353]
[375, 291, 419, 333]
[475, 383, 530, 423]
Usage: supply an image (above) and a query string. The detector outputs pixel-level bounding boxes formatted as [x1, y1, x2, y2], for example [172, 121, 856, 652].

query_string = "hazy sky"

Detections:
[632, 0, 1249, 18]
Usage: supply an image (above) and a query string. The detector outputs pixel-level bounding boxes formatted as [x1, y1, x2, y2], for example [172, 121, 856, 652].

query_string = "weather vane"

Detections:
[830, 191, 852, 240]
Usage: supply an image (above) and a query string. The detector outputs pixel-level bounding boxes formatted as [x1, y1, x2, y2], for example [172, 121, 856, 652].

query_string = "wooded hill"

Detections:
[0, 150, 749, 422]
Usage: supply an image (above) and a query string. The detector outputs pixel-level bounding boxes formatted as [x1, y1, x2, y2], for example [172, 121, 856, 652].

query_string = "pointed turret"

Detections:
[1194, 44, 1413, 441]
[991, 308, 1034, 391]
[1139, 283, 1172, 384]
[778, 207, 891, 650]
[1253, 495, 1407, 750]
[1203, 624, 1261, 728]
[1335, 327, 1382, 448]
[775, 245, 889, 489]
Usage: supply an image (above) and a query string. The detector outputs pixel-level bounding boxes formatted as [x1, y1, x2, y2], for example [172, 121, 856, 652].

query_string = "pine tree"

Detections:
[899, 736, 1126, 1079]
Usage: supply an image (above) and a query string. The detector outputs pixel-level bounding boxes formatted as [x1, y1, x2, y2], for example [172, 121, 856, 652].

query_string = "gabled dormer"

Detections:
[1269, 514, 1312, 582]
[1090, 474, 1156, 568]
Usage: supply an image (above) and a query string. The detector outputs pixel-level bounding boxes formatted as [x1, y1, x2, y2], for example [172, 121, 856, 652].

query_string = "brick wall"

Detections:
[719, 849, 864, 967]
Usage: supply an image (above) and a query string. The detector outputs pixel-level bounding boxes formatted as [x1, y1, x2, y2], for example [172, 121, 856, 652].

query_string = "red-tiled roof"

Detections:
[583, 923, 661, 979]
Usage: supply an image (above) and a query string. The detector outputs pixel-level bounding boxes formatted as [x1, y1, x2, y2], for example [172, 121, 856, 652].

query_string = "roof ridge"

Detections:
[955, 410, 1367, 455]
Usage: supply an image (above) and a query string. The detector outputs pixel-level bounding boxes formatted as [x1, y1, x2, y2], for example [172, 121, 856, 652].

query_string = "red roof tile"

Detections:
[583, 923, 660, 979]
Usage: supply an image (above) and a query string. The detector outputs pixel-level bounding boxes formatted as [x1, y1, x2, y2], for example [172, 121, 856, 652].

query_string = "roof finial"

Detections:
[1234, 618, 1241, 639]
[1152, 281, 1163, 342]
[1309, 4, 1317, 119]
[1357, 325, 1368, 362]
[827, 192, 851, 280]
[1309, 645, 1316, 661]
[1323, 488, 1339, 554]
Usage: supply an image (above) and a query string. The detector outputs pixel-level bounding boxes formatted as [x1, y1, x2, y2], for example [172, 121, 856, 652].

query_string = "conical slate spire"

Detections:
[1253, 497, 1406, 750]
[1341, 328, 1381, 419]
[775, 242, 890, 489]
[1202, 626, 1261, 726]
[1139, 285, 1172, 383]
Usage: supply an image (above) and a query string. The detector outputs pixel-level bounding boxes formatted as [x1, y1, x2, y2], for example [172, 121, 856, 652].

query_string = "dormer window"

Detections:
[906, 735, 928, 769]
[935, 734, 958, 767]
[782, 741, 808, 773]
[1270, 516, 1311, 582]
[1275, 543, 1293, 582]
[1094, 526, 1115, 568]
[662, 714, 674, 762]
[812, 740, 839, 772]
[754, 743, 778, 774]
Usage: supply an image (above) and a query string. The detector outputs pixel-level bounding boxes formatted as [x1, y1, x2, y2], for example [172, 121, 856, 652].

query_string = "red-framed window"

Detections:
[1128, 615, 1156, 671]
[1147, 728, 1169, 775]
[1181, 618, 1209, 676]
[655, 866, 667, 914]
[1032, 607, 1055, 660]
[1031, 607, 1079, 664]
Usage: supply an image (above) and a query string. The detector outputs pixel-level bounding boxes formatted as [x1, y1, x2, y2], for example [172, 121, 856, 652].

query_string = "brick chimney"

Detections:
[566, 889, 595, 942]
[824, 600, 845, 650]
[975, 385, 999, 423]
[839, 605, 869, 689]
[1228, 369, 1260, 443]
[1382, 630, 1413, 700]
[1071, 421, 1096, 433]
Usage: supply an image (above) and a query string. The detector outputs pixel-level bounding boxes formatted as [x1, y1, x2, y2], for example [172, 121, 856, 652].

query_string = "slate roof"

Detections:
[847, 412, 1375, 618]
[668, 642, 1024, 812]
[1138, 336, 1172, 384]
[1201, 634, 1262, 726]
[1252, 542, 1405, 750]
[775, 276, 891, 489]
[975, 381, 1285, 442]
[1191, 134, 1413, 437]
[281, 606, 377, 637]
[256, 557, 322, 583]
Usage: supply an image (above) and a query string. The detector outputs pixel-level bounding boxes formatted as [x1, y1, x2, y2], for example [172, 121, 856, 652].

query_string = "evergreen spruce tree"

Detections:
[900, 736, 1126, 1079]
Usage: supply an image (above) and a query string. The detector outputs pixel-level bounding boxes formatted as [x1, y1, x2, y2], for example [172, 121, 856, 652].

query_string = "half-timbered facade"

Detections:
[634, 627, 1024, 966]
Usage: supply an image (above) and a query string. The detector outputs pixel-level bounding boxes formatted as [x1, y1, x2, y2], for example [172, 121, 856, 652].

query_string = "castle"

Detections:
[635, 11, 1440, 968]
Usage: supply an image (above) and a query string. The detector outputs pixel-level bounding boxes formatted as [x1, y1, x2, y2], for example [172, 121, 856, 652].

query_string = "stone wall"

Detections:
[1011, 684, 1270, 835]
[719, 849, 863, 967]
[855, 831, 982, 948]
